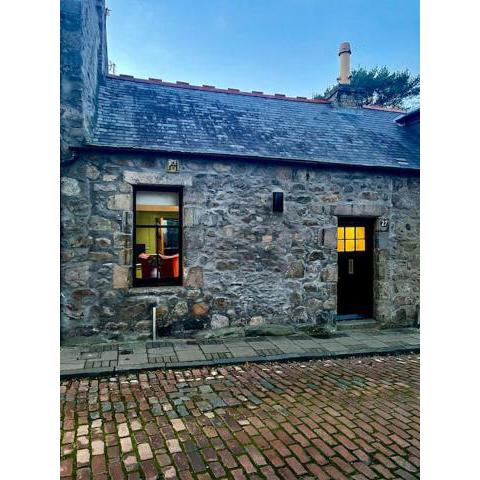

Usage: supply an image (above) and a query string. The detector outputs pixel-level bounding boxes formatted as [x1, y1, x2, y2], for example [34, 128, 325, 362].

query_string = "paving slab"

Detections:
[269, 342, 308, 354]
[246, 341, 276, 350]
[148, 355, 178, 363]
[100, 350, 118, 361]
[147, 347, 175, 354]
[176, 350, 207, 362]
[361, 340, 389, 348]
[173, 342, 201, 350]
[118, 354, 148, 366]
[60, 328, 420, 377]
[61, 361, 86, 370]
[200, 344, 231, 353]
[335, 336, 369, 345]
[290, 338, 321, 347]
[227, 346, 257, 357]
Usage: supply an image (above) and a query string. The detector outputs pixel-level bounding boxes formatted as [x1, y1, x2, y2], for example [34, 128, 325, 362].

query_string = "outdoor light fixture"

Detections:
[272, 192, 284, 212]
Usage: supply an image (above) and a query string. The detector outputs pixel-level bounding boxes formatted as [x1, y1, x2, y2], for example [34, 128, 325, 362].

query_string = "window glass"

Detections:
[134, 189, 181, 285]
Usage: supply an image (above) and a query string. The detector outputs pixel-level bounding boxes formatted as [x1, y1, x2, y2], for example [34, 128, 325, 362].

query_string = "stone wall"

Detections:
[60, 152, 419, 344]
[60, 0, 107, 160]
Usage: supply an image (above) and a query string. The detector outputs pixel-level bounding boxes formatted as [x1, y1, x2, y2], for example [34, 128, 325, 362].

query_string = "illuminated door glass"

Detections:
[337, 225, 367, 252]
[356, 239, 366, 251]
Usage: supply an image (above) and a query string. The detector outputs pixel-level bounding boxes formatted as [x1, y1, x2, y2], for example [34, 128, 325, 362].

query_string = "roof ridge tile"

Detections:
[106, 74, 332, 104]
[362, 104, 406, 113]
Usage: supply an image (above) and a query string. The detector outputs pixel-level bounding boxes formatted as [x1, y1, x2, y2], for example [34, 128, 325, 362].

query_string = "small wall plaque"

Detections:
[166, 159, 180, 173]
[379, 217, 389, 230]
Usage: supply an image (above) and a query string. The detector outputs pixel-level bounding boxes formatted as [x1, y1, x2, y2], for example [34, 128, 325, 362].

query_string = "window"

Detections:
[337, 226, 366, 252]
[133, 186, 183, 286]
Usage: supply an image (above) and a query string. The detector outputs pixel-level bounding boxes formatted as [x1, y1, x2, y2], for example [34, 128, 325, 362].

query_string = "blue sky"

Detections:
[106, 0, 419, 98]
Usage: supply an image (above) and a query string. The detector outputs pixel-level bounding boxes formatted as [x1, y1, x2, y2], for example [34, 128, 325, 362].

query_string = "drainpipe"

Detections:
[60, 292, 66, 344]
[152, 307, 157, 341]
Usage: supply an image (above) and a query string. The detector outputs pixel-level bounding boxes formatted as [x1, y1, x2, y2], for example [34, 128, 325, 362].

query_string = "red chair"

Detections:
[138, 253, 154, 279]
[160, 254, 179, 278]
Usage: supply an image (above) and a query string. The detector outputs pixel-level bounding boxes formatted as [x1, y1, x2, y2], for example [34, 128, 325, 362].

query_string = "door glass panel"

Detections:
[356, 227, 365, 239]
[337, 227, 344, 239]
[345, 239, 355, 251]
[337, 239, 345, 252]
[345, 227, 355, 239]
[356, 239, 366, 251]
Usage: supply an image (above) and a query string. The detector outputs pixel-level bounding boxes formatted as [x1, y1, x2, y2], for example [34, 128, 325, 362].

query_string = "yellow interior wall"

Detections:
[135, 211, 178, 254]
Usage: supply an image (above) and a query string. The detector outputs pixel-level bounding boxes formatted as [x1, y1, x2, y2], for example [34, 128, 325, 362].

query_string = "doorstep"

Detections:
[336, 318, 378, 331]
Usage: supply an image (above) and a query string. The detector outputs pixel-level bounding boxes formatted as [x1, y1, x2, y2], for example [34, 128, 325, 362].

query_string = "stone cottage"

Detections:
[60, 0, 420, 344]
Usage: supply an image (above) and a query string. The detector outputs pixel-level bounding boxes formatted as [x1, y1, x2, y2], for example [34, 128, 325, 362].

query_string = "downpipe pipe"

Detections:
[152, 307, 157, 341]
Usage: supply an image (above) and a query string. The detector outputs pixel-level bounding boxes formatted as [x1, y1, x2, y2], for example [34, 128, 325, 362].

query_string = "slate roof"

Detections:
[88, 75, 420, 171]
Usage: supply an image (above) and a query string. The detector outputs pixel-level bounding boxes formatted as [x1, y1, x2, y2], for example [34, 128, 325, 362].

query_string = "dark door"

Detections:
[337, 218, 374, 319]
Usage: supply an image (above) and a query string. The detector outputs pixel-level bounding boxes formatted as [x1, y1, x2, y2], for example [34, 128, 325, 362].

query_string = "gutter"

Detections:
[394, 108, 420, 125]
[69, 144, 420, 176]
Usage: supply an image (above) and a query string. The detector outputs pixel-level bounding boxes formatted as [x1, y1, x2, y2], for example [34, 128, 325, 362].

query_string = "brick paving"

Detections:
[61, 329, 419, 377]
[60, 354, 419, 479]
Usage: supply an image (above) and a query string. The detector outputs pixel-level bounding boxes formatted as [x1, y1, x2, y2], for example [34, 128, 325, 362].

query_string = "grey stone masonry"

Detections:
[60, 0, 107, 160]
[60, 151, 419, 344]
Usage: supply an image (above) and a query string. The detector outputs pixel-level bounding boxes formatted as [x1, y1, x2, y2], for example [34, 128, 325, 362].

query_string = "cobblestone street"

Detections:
[61, 354, 420, 480]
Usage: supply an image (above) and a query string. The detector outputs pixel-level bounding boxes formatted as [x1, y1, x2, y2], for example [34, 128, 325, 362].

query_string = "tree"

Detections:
[317, 66, 420, 109]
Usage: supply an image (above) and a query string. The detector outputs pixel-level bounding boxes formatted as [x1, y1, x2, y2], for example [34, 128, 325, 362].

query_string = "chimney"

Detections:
[325, 42, 365, 107]
[60, 0, 108, 161]
[338, 42, 352, 84]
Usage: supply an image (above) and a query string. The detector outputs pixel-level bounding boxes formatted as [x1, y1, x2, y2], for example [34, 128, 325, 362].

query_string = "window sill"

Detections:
[128, 285, 183, 296]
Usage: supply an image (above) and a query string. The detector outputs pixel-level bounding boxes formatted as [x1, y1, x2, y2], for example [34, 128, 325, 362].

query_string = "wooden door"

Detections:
[337, 218, 374, 319]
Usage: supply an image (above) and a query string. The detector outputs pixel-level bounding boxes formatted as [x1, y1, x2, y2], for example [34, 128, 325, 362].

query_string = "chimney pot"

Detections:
[338, 42, 352, 85]
[325, 42, 365, 107]
[339, 42, 351, 55]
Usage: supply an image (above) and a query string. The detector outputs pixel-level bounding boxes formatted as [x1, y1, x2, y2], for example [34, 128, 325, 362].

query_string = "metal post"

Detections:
[152, 307, 157, 341]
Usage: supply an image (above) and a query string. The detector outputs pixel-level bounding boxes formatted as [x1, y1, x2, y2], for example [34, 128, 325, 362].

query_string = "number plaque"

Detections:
[379, 217, 389, 230]
[166, 159, 180, 173]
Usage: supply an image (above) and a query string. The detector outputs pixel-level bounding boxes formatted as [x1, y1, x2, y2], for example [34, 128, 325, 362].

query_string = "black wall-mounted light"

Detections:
[272, 192, 284, 212]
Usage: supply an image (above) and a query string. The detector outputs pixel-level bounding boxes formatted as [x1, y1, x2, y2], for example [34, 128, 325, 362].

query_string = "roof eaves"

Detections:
[72, 143, 420, 173]
[394, 108, 420, 124]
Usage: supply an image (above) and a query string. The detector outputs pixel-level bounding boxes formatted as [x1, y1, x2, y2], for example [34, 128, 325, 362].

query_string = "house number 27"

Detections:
[380, 218, 389, 229]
